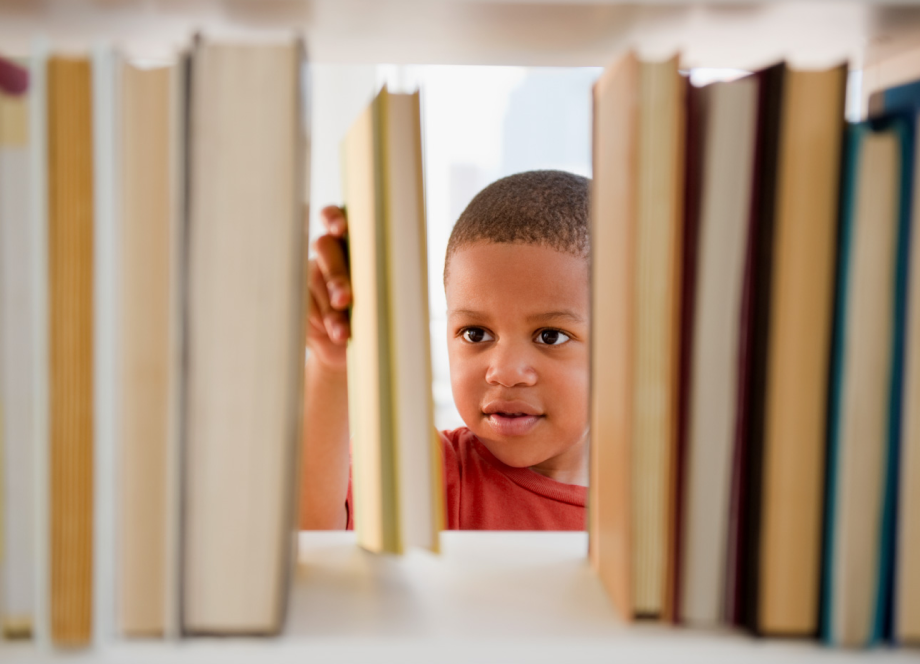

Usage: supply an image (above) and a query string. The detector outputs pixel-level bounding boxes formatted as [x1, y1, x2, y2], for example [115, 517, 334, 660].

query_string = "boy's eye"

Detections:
[535, 329, 570, 346]
[461, 327, 494, 344]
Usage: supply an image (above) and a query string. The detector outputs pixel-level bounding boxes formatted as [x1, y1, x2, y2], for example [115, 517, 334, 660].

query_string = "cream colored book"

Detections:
[343, 86, 444, 555]
[0, 70, 35, 640]
[116, 57, 182, 638]
[182, 35, 306, 635]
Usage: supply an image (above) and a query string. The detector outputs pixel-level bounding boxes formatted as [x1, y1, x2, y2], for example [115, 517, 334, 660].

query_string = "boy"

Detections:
[301, 170, 589, 531]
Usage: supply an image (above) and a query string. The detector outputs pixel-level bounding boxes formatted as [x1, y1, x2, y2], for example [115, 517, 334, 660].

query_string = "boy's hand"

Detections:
[307, 205, 351, 372]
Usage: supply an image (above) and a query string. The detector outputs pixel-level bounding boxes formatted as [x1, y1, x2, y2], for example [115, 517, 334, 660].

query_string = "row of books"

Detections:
[4, 37, 920, 651]
[0, 35, 307, 645]
[589, 53, 920, 648]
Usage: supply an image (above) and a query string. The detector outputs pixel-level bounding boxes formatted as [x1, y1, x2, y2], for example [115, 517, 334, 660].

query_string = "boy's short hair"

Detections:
[444, 170, 590, 284]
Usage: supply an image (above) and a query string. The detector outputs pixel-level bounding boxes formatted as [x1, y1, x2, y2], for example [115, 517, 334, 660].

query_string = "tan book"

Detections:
[589, 52, 638, 621]
[758, 64, 847, 635]
[117, 59, 181, 637]
[0, 72, 35, 639]
[342, 86, 444, 555]
[589, 53, 684, 620]
[47, 55, 95, 647]
[182, 36, 306, 635]
[633, 56, 685, 619]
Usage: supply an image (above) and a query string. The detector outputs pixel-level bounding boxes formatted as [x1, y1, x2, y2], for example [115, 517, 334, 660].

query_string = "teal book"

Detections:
[870, 82, 920, 645]
[876, 115, 915, 645]
[822, 117, 909, 648]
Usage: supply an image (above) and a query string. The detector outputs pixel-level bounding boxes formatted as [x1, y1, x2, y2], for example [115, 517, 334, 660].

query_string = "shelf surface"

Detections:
[3, 531, 919, 662]
[1, 1, 920, 69]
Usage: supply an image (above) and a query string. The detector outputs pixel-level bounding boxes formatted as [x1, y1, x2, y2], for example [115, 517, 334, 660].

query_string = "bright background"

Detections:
[308, 64, 862, 431]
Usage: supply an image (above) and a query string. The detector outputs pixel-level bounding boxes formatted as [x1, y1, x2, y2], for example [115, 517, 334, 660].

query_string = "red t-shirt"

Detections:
[346, 427, 586, 531]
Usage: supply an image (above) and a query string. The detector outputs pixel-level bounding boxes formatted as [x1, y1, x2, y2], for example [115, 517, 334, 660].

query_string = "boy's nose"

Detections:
[484, 342, 537, 388]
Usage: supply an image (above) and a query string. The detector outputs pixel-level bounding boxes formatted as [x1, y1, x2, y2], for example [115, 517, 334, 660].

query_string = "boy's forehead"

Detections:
[445, 241, 589, 316]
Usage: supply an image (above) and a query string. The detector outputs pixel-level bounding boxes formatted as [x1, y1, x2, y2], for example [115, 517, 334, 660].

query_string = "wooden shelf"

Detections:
[3, 532, 918, 661]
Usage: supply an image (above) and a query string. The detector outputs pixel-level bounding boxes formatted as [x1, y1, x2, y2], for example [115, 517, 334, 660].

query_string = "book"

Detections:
[868, 79, 920, 646]
[91, 43, 118, 647]
[181, 35, 306, 635]
[670, 67, 703, 627]
[897, 110, 920, 647]
[47, 54, 95, 648]
[28, 40, 51, 648]
[729, 62, 786, 629]
[633, 55, 685, 621]
[589, 53, 685, 620]
[0, 67, 35, 639]
[342, 86, 444, 555]
[754, 63, 847, 636]
[589, 51, 638, 621]
[678, 75, 758, 626]
[823, 120, 906, 648]
[116, 56, 183, 638]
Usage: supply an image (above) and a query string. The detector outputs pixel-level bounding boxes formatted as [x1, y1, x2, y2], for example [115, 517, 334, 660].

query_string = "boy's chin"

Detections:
[472, 424, 554, 469]
[478, 439, 543, 469]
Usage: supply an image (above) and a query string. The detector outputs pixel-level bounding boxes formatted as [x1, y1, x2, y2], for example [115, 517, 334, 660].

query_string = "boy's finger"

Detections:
[323, 309, 350, 345]
[308, 260, 334, 321]
[320, 205, 347, 237]
[308, 261, 349, 344]
[314, 234, 351, 310]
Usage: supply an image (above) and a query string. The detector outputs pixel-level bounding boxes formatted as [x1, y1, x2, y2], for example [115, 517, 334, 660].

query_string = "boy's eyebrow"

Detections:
[527, 310, 586, 324]
[448, 309, 586, 323]
[448, 308, 490, 321]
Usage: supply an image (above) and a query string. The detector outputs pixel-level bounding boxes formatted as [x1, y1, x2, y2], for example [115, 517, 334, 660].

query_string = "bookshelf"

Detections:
[2, 532, 918, 662]
[0, 1, 916, 71]
[3, 1, 920, 660]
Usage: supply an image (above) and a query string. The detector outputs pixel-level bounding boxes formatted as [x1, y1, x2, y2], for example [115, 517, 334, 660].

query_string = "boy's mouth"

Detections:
[482, 401, 543, 436]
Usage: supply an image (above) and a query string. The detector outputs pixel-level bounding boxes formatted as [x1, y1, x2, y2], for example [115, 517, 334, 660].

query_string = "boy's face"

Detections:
[445, 242, 589, 480]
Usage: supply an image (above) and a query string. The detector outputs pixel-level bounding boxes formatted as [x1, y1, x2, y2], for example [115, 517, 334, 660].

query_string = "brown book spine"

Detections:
[731, 62, 785, 631]
[47, 56, 94, 647]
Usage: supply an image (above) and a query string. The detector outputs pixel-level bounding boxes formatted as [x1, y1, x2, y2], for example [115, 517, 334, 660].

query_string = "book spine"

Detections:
[735, 63, 785, 632]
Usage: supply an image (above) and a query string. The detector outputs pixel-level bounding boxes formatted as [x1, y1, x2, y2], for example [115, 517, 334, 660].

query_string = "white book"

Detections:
[182, 35, 306, 635]
[28, 40, 50, 648]
[92, 43, 118, 647]
[679, 77, 758, 625]
[0, 66, 35, 639]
